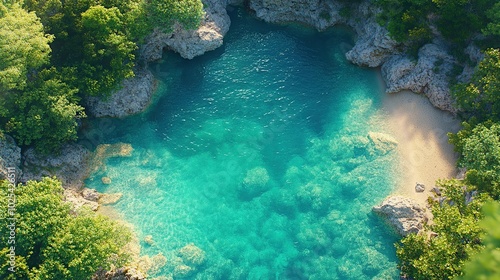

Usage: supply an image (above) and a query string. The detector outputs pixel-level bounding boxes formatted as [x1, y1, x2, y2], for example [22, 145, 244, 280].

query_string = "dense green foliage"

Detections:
[399, 69, 500, 278]
[396, 180, 489, 279]
[375, 0, 498, 47]
[147, 0, 204, 32]
[0, 0, 203, 153]
[0, 3, 52, 92]
[460, 201, 500, 279]
[453, 49, 500, 121]
[450, 121, 500, 198]
[0, 177, 131, 279]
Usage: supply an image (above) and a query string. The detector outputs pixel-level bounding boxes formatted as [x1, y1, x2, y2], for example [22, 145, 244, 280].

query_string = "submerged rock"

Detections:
[0, 134, 21, 180]
[367, 132, 398, 156]
[99, 192, 123, 205]
[178, 243, 206, 267]
[373, 196, 428, 236]
[239, 166, 271, 199]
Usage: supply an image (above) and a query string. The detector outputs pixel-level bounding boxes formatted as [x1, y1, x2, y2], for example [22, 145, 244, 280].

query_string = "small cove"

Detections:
[85, 9, 400, 279]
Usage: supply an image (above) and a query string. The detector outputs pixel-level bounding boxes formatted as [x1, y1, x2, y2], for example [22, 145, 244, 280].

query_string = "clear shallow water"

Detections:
[85, 9, 400, 279]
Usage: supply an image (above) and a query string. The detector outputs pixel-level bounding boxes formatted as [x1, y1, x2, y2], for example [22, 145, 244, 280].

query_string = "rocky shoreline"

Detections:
[0, 0, 482, 278]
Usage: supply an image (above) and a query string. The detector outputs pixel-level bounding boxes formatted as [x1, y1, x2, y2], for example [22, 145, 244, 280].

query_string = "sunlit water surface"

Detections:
[85, 9, 400, 279]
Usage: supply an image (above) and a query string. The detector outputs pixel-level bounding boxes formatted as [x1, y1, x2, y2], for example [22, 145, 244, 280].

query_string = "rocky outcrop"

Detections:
[64, 188, 99, 211]
[89, 0, 230, 118]
[248, 0, 342, 30]
[21, 144, 92, 189]
[345, 2, 400, 67]
[373, 196, 428, 236]
[141, 0, 230, 61]
[0, 134, 21, 180]
[381, 43, 458, 113]
[93, 267, 146, 280]
[248, 0, 400, 67]
[86, 68, 157, 118]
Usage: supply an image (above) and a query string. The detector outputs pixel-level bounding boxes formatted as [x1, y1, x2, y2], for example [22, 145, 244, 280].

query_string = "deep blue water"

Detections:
[85, 9, 400, 279]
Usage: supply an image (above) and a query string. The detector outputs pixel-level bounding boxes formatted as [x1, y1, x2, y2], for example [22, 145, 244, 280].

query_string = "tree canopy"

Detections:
[0, 177, 131, 279]
[0, 3, 53, 91]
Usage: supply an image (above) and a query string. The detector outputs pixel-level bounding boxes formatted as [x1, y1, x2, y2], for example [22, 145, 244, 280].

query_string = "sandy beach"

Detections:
[381, 90, 462, 206]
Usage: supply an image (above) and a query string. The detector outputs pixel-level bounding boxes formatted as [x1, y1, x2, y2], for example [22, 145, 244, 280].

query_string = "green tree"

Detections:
[0, 3, 53, 91]
[375, 0, 433, 43]
[484, 2, 500, 37]
[449, 121, 500, 198]
[461, 201, 500, 279]
[453, 49, 500, 121]
[147, 0, 204, 32]
[78, 5, 136, 95]
[397, 179, 489, 280]
[0, 178, 132, 279]
[4, 70, 85, 154]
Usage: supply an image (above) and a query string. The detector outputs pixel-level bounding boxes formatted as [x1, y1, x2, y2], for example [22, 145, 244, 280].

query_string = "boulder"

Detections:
[415, 183, 425, 193]
[85, 68, 157, 118]
[82, 188, 100, 202]
[0, 134, 21, 180]
[178, 243, 206, 266]
[373, 196, 428, 236]
[239, 166, 271, 199]
[22, 144, 92, 189]
[64, 189, 99, 211]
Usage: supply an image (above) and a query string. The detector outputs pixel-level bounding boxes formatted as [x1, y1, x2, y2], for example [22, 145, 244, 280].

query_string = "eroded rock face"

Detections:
[21, 144, 92, 189]
[0, 135, 21, 180]
[141, 0, 230, 61]
[345, 2, 400, 67]
[249, 0, 342, 30]
[86, 68, 156, 118]
[373, 196, 428, 236]
[64, 189, 99, 211]
[381, 43, 458, 113]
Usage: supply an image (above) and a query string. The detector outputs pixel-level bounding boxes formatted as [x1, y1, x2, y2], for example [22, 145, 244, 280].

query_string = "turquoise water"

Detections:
[85, 9, 400, 279]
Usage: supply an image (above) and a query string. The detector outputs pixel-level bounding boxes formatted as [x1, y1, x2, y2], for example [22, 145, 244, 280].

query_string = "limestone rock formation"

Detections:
[22, 144, 92, 189]
[141, 0, 230, 61]
[373, 196, 428, 236]
[86, 68, 156, 118]
[0, 134, 21, 180]
[248, 0, 342, 30]
[178, 243, 206, 266]
[345, 2, 400, 67]
[415, 183, 425, 193]
[64, 188, 99, 211]
[381, 43, 458, 113]
[239, 166, 271, 199]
